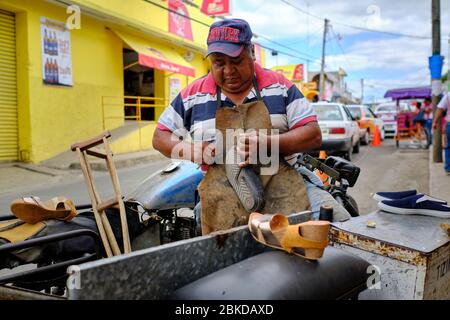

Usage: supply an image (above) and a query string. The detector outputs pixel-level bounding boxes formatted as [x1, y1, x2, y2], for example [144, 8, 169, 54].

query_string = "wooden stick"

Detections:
[82, 151, 122, 256]
[76, 148, 113, 258]
[103, 138, 132, 254]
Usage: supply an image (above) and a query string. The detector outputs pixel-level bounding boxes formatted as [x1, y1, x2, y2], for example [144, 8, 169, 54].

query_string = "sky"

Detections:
[227, 0, 450, 103]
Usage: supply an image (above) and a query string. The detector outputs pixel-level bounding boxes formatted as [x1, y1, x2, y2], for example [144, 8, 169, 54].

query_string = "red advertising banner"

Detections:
[169, 0, 193, 41]
[253, 43, 263, 66]
[292, 64, 304, 82]
[201, 0, 230, 16]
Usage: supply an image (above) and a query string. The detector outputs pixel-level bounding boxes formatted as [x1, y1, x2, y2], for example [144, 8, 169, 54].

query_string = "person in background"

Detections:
[433, 92, 450, 174]
[413, 101, 431, 146]
[423, 97, 433, 138]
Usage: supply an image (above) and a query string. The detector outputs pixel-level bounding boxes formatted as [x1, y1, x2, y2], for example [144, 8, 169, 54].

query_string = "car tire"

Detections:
[361, 130, 370, 145]
[353, 140, 360, 153]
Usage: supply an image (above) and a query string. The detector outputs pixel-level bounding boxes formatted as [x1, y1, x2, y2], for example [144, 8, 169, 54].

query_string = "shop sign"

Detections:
[271, 64, 304, 82]
[201, 0, 231, 16]
[169, 0, 194, 41]
[40, 17, 73, 86]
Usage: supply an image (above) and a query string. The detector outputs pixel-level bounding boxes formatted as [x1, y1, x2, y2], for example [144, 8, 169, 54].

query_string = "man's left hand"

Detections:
[237, 130, 270, 167]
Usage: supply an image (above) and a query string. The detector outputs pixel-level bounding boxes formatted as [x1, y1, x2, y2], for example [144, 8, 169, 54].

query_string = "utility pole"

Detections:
[319, 18, 329, 101]
[432, 0, 442, 162]
[361, 78, 364, 104]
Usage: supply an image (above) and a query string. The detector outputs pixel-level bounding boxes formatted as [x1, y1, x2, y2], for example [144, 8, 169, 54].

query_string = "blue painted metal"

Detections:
[125, 161, 204, 210]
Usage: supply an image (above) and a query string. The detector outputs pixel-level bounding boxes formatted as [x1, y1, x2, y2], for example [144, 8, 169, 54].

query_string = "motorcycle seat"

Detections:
[170, 247, 371, 300]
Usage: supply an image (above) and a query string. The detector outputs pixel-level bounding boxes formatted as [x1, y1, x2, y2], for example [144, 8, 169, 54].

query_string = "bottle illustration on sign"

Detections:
[44, 59, 60, 84]
[44, 30, 59, 56]
[55, 59, 59, 84]
[44, 58, 49, 82]
[44, 29, 49, 55]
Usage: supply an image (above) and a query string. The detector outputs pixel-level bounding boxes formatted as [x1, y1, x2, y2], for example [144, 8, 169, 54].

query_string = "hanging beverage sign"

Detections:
[201, 0, 230, 16]
[168, 0, 194, 41]
[40, 17, 73, 86]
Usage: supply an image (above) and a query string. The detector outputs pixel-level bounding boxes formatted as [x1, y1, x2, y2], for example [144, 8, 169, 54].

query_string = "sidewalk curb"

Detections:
[68, 152, 167, 171]
[13, 163, 66, 177]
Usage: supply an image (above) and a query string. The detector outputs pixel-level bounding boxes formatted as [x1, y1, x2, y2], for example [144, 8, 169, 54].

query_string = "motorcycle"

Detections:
[0, 155, 360, 296]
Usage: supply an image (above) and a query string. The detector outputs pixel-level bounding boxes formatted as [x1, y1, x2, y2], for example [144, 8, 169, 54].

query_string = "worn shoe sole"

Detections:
[225, 164, 265, 212]
[225, 146, 265, 212]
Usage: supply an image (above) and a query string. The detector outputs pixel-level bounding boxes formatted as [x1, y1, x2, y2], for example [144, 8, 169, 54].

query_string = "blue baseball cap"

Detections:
[206, 19, 253, 58]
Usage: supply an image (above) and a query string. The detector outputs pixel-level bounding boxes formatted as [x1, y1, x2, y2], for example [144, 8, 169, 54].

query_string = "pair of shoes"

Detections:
[10, 196, 78, 224]
[375, 192, 450, 219]
[248, 213, 330, 260]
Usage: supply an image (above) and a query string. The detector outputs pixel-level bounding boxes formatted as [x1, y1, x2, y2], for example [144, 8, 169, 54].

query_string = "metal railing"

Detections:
[101, 95, 168, 150]
[102, 95, 168, 129]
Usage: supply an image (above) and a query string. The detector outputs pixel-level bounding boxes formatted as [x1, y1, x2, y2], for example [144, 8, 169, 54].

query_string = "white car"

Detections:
[374, 102, 411, 138]
[312, 102, 360, 161]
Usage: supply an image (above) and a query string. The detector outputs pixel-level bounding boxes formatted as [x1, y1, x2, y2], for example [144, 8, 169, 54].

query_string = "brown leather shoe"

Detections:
[10, 196, 77, 224]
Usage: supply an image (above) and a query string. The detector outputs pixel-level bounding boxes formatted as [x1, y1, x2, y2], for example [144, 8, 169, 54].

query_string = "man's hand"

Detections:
[237, 130, 270, 167]
[193, 141, 216, 166]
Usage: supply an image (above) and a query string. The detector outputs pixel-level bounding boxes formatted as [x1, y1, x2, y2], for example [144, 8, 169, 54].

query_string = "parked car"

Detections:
[374, 102, 411, 138]
[347, 105, 385, 144]
[312, 102, 360, 161]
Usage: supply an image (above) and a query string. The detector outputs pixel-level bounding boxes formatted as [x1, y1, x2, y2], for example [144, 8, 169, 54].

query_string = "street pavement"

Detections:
[348, 139, 433, 215]
[0, 139, 448, 217]
[0, 159, 170, 217]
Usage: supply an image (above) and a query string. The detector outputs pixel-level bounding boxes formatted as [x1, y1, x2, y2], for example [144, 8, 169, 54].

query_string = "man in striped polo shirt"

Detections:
[153, 18, 351, 226]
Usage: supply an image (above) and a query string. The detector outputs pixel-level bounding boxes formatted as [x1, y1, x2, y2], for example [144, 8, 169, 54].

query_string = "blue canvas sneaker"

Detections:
[378, 194, 450, 218]
[373, 190, 418, 202]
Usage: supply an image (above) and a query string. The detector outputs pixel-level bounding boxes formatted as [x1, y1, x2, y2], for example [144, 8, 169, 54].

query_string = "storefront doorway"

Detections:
[123, 48, 156, 121]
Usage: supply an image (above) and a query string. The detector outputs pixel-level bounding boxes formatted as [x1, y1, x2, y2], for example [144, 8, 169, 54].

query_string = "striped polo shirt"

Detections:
[157, 63, 318, 165]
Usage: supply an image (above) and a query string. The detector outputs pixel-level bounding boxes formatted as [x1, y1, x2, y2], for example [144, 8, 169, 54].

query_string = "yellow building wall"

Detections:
[0, 0, 217, 160]
[110, 123, 157, 154]
[1, 0, 125, 163]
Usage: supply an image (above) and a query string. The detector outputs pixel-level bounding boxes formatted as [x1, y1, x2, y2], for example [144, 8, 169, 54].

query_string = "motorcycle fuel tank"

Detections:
[125, 161, 204, 210]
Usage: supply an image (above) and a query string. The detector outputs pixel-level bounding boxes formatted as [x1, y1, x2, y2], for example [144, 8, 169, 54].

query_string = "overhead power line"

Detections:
[280, 0, 450, 40]
[329, 26, 353, 71]
[141, 0, 320, 65]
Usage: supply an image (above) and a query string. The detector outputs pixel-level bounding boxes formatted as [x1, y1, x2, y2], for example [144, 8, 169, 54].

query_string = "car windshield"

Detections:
[348, 108, 362, 119]
[376, 103, 409, 113]
[364, 107, 375, 117]
[377, 105, 396, 112]
[313, 105, 343, 121]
